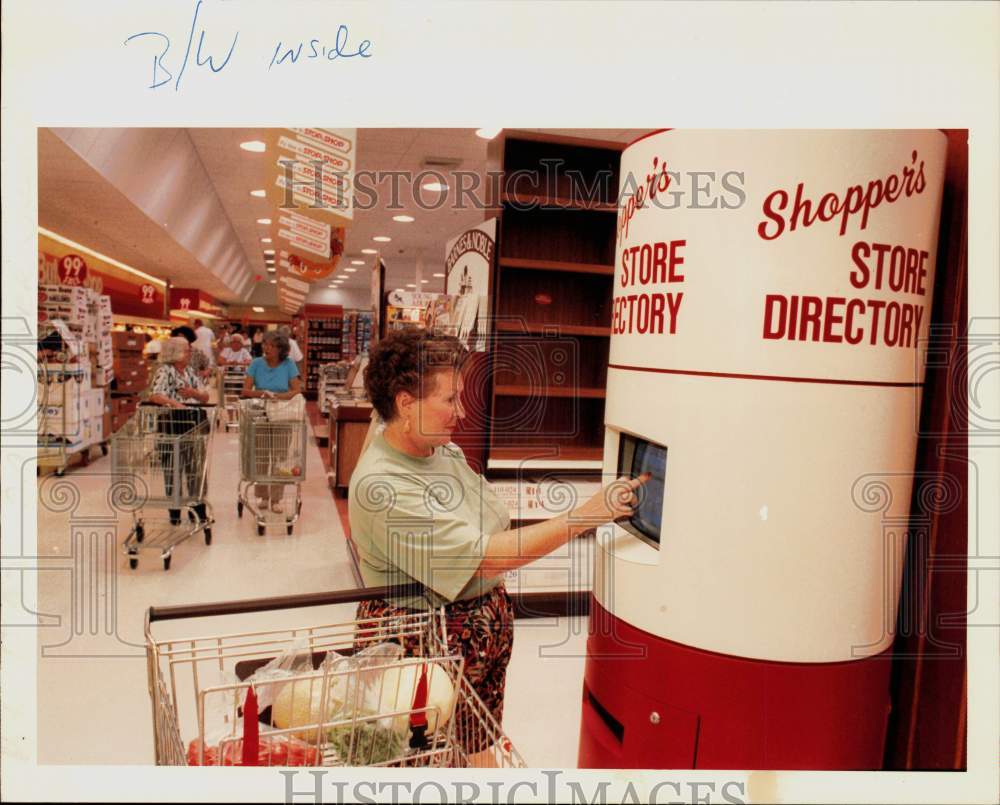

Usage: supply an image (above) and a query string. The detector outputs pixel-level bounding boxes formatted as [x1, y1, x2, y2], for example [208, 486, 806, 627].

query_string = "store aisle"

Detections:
[35, 420, 357, 764]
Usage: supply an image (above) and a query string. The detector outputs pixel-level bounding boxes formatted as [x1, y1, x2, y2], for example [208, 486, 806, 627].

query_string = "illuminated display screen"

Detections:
[616, 433, 667, 548]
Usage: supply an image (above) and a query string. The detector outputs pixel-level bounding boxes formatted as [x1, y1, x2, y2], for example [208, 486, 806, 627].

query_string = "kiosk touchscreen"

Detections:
[616, 433, 667, 548]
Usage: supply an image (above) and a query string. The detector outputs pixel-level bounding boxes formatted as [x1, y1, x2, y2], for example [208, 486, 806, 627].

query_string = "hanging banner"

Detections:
[444, 218, 496, 352]
[262, 128, 355, 291]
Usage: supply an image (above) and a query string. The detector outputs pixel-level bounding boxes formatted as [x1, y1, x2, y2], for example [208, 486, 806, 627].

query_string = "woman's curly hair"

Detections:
[365, 330, 469, 422]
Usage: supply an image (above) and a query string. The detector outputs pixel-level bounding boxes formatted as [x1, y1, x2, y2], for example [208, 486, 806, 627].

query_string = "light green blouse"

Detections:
[348, 434, 511, 609]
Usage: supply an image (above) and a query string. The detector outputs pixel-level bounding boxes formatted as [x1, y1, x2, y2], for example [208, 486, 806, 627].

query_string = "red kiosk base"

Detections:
[579, 597, 894, 769]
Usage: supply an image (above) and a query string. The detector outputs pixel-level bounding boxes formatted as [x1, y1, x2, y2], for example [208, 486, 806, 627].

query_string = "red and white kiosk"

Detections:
[579, 130, 949, 769]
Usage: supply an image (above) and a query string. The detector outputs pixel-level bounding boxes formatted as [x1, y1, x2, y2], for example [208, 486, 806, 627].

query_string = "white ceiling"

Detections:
[39, 127, 649, 310]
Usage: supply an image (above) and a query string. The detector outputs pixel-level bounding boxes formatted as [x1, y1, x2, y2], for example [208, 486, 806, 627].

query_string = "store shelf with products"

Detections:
[486, 130, 622, 470]
[301, 305, 343, 400]
[341, 310, 373, 362]
[37, 288, 115, 473]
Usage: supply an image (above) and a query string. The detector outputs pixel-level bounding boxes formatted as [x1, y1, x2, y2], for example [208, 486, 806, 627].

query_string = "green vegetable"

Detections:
[328, 722, 404, 765]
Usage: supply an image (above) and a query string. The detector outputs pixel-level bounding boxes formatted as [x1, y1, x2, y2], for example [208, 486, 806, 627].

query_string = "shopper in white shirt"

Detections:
[192, 318, 215, 364]
[279, 324, 304, 364]
[218, 334, 252, 366]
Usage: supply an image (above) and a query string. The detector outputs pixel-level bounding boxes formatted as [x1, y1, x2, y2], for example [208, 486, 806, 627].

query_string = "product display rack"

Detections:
[485, 130, 623, 470]
[301, 305, 344, 400]
[340, 310, 373, 362]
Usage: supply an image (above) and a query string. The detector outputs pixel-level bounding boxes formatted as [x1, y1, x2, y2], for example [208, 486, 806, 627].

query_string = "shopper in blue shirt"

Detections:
[242, 330, 302, 400]
[241, 330, 303, 513]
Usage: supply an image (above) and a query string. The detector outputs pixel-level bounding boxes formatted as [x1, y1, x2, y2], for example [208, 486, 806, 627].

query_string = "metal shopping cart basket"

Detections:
[220, 365, 247, 432]
[237, 396, 307, 536]
[113, 403, 217, 570]
[144, 584, 525, 768]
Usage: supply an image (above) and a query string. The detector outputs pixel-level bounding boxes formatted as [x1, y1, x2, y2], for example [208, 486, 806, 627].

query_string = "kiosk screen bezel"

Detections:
[616, 432, 667, 549]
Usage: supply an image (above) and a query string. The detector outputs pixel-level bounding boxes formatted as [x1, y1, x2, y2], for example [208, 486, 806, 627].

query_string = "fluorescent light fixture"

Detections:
[261, 237, 272, 243]
[392, 215, 415, 223]
[263, 249, 275, 255]
[269, 279, 277, 284]
[351, 260, 365, 265]
[361, 248, 377, 255]
[267, 267, 276, 273]
[256, 218, 272, 225]
[240, 140, 267, 153]
[344, 268, 358, 273]
[406, 283, 416, 288]
[252, 305, 266, 312]
[420, 279, 429, 284]
[475, 128, 502, 140]
[432, 272, 445, 278]
[38, 227, 166, 286]
[372, 236, 391, 243]
[421, 180, 447, 192]
[394, 288, 405, 293]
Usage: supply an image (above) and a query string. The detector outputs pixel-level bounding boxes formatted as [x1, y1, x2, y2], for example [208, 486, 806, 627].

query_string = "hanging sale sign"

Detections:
[262, 127, 355, 288]
[57, 254, 89, 286]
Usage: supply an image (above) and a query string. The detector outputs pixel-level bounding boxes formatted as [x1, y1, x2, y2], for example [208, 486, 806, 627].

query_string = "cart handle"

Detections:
[147, 582, 424, 623]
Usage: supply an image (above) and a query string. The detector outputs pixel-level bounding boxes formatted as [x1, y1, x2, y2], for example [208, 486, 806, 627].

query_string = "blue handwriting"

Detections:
[125, 0, 238, 91]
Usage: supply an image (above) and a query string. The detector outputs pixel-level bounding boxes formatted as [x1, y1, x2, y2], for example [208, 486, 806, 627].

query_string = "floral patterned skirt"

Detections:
[354, 584, 514, 752]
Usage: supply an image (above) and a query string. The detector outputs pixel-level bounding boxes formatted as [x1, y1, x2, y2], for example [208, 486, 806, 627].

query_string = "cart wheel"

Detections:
[135, 523, 144, 543]
[286, 524, 294, 536]
[100, 442, 108, 456]
[55, 468, 65, 477]
[237, 500, 244, 518]
[257, 524, 265, 537]
[128, 554, 138, 570]
[163, 555, 172, 571]
[296, 499, 302, 515]
[204, 527, 212, 545]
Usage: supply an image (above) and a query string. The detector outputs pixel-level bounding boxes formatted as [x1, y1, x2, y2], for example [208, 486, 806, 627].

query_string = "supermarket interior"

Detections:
[30, 127, 969, 772]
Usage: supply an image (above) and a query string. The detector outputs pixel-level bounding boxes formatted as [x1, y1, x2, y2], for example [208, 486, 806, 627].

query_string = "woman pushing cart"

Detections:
[237, 330, 306, 535]
[114, 337, 217, 570]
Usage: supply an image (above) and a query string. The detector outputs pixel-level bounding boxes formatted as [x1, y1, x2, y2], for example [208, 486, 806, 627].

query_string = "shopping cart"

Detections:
[113, 403, 217, 570]
[145, 584, 525, 768]
[219, 365, 248, 431]
[237, 396, 307, 536]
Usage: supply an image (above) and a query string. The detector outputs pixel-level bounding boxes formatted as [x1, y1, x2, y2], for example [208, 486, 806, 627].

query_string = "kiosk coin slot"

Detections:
[616, 433, 667, 549]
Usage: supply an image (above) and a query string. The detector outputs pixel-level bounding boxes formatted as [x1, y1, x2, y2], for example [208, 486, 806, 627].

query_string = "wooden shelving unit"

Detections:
[485, 130, 622, 470]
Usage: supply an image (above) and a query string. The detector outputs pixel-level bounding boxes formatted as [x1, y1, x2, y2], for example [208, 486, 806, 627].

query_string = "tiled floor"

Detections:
[33, 422, 587, 767]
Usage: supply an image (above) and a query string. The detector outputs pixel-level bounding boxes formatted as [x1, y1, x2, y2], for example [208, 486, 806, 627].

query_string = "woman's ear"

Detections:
[395, 389, 416, 419]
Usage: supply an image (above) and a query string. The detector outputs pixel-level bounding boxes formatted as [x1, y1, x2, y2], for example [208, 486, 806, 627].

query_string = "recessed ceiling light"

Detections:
[420, 279, 430, 284]
[361, 248, 377, 255]
[269, 279, 277, 284]
[261, 237, 272, 243]
[421, 180, 447, 192]
[252, 306, 266, 312]
[373, 236, 391, 243]
[350, 260, 365, 265]
[392, 215, 415, 223]
[406, 283, 416, 288]
[263, 249, 275, 255]
[344, 268, 358, 273]
[267, 267, 276, 272]
[240, 140, 267, 153]
[250, 189, 266, 198]
[394, 288, 405, 294]
[432, 272, 445, 278]
[475, 128, 502, 140]
[256, 218, 271, 225]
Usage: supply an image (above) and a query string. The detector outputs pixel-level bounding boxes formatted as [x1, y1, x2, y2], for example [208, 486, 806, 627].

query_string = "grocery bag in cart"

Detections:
[145, 585, 525, 768]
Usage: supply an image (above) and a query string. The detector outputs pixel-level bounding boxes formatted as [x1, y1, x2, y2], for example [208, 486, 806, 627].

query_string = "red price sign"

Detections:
[58, 254, 88, 286]
[141, 284, 157, 305]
